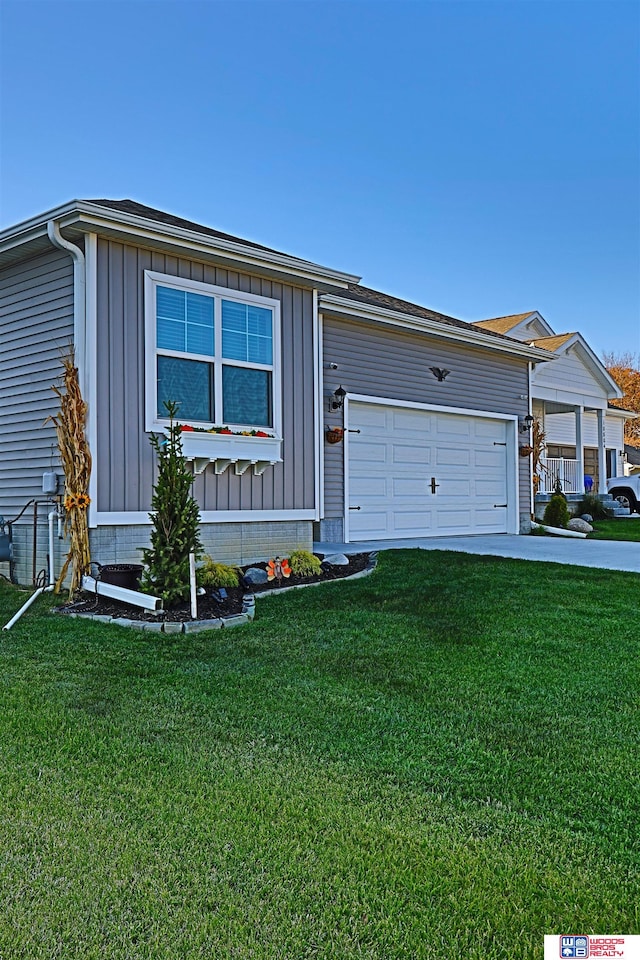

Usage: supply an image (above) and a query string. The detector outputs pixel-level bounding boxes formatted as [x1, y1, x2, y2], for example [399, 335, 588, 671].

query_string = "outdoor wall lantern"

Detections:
[519, 414, 534, 433]
[330, 385, 347, 411]
[429, 366, 451, 382]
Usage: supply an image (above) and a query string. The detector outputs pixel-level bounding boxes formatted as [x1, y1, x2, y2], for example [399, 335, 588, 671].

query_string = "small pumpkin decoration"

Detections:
[326, 427, 344, 444]
[519, 444, 534, 457]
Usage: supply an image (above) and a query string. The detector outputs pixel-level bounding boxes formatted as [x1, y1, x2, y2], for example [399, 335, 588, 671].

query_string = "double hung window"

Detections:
[145, 272, 280, 434]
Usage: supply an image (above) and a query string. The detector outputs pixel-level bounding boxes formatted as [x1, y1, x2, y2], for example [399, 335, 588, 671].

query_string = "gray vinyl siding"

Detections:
[322, 315, 531, 524]
[0, 248, 74, 521]
[95, 239, 316, 514]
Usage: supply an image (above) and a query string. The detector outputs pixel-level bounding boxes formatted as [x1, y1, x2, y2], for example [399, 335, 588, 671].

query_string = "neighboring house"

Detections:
[474, 312, 627, 496]
[0, 200, 552, 584]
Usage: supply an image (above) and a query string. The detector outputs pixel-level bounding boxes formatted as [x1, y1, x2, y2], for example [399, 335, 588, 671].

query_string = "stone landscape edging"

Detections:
[56, 553, 378, 632]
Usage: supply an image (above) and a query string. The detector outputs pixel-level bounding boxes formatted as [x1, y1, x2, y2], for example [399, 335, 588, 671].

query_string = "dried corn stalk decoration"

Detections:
[47, 350, 92, 597]
[532, 416, 547, 496]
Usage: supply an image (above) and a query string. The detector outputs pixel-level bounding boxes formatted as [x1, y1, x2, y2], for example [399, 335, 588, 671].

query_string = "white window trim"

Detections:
[144, 270, 282, 438]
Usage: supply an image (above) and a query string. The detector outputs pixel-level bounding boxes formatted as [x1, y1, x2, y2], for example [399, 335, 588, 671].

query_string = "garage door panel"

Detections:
[356, 406, 389, 429]
[347, 401, 512, 540]
[357, 477, 389, 498]
[435, 509, 472, 528]
[436, 448, 471, 467]
[393, 477, 429, 498]
[474, 419, 506, 439]
[349, 511, 391, 538]
[392, 510, 432, 531]
[393, 443, 430, 465]
[440, 479, 473, 497]
[354, 440, 390, 465]
[474, 448, 506, 468]
[436, 416, 471, 437]
[393, 409, 434, 434]
[474, 478, 506, 497]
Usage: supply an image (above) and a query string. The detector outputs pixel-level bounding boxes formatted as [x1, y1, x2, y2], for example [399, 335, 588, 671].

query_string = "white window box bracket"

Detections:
[179, 433, 282, 477]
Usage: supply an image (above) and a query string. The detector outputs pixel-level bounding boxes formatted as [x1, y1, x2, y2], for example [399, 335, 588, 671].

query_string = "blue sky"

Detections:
[1, 0, 638, 357]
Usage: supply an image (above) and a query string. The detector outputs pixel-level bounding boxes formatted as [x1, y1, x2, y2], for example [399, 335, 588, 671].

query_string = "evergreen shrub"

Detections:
[140, 402, 203, 606]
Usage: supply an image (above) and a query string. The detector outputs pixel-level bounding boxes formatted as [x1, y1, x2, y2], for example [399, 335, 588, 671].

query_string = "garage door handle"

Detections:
[493, 442, 507, 446]
[349, 506, 361, 510]
[348, 429, 361, 434]
[430, 477, 440, 494]
[494, 503, 507, 508]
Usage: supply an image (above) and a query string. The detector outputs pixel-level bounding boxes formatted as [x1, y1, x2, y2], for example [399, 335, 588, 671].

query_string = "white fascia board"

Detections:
[63, 203, 360, 288]
[606, 406, 635, 420]
[321, 295, 555, 362]
[0, 199, 79, 248]
[533, 384, 609, 409]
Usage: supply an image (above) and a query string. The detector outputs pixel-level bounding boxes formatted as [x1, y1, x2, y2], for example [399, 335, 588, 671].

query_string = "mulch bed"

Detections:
[58, 553, 372, 623]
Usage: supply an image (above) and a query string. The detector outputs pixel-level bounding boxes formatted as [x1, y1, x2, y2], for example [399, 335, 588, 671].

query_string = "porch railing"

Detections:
[541, 458, 580, 494]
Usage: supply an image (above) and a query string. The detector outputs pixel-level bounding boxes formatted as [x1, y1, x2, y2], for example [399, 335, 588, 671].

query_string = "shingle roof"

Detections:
[474, 313, 535, 334]
[529, 333, 576, 352]
[83, 198, 309, 259]
[334, 283, 477, 332]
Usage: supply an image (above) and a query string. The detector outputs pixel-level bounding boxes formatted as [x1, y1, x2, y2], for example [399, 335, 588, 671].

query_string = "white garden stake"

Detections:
[189, 552, 197, 619]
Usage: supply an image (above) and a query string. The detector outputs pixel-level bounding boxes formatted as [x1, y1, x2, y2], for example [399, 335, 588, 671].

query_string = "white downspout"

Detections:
[47, 220, 86, 396]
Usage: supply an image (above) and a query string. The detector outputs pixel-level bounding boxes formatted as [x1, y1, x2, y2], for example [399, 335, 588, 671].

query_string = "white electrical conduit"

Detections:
[3, 510, 58, 630]
[530, 521, 588, 539]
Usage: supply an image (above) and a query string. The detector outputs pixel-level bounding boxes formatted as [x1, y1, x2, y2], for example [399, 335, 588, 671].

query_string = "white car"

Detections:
[607, 476, 640, 513]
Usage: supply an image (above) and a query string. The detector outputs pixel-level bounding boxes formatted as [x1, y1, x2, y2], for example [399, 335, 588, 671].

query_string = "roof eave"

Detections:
[0, 200, 361, 289]
[320, 294, 555, 361]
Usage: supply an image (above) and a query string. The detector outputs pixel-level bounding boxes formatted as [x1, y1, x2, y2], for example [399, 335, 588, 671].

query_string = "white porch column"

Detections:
[596, 408, 607, 494]
[574, 406, 585, 493]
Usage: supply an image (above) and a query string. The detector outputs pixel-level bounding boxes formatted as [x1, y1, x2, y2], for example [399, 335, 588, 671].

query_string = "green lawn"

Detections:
[0, 551, 638, 960]
[589, 518, 640, 541]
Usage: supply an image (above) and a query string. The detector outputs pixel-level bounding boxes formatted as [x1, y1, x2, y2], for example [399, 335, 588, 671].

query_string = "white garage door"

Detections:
[347, 401, 512, 540]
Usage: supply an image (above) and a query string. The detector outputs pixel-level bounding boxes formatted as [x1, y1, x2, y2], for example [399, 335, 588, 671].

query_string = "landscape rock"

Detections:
[321, 553, 350, 567]
[568, 518, 593, 533]
[580, 514, 593, 523]
[243, 567, 269, 585]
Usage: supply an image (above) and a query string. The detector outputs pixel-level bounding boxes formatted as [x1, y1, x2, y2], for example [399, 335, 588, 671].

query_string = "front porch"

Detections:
[535, 400, 609, 495]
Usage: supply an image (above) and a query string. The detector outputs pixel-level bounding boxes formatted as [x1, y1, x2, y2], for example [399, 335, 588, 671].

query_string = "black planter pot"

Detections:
[97, 563, 143, 591]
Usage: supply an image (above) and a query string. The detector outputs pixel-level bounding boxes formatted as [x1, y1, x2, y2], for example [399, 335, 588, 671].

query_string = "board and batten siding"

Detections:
[322, 315, 532, 524]
[95, 239, 316, 515]
[0, 249, 74, 521]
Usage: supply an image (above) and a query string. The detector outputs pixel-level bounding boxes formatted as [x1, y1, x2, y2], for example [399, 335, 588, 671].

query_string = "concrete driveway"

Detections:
[314, 532, 640, 574]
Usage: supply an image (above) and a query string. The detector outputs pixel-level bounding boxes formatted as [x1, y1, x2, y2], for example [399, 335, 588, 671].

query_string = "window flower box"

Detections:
[177, 428, 282, 476]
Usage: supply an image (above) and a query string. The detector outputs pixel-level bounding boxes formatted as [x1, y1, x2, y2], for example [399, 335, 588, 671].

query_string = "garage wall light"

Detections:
[330, 385, 347, 411]
[429, 366, 451, 382]
[519, 414, 534, 433]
